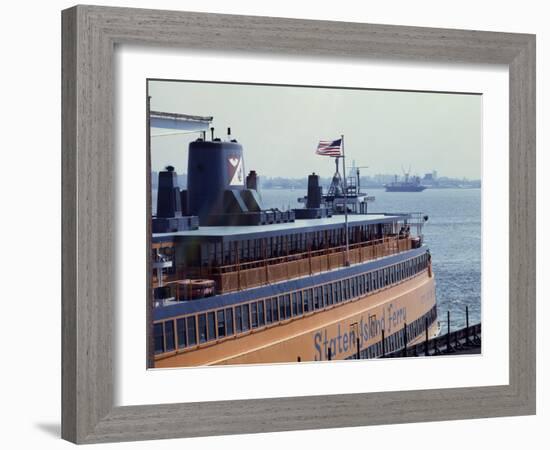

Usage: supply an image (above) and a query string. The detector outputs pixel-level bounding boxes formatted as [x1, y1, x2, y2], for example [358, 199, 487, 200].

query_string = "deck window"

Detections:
[217, 310, 226, 338]
[307, 289, 314, 311]
[285, 294, 292, 318]
[225, 308, 234, 336]
[297, 291, 303, 314]
[177, 318, 187, 348]
[292, 292, 298, 316]
[242, 304, 250, 331]
[303, 289, 311, 313]
[165, 320, 175, 351]
[271, 297, 279, 322]
[313, 288, 320, 310]
[207, 312, 216, 341]
[235, 306, 243, 333]
[265, 299, 272, 324]
[251, 302, 258, 328]
[323, 285, 329, 306]
[279, 296, 286, 320]
[154, 323, 164, 354]
[258, 301, 265, 326]
[198, 314, 207, 343]
[187, 316, 197, 346]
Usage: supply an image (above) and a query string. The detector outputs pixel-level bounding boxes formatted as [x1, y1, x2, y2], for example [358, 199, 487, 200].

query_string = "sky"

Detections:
[149, 80, 482, 180]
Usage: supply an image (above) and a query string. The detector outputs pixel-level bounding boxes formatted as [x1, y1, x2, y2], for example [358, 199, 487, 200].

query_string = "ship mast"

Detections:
[327, 158, 344, 198]
[341, 134, 350, 266]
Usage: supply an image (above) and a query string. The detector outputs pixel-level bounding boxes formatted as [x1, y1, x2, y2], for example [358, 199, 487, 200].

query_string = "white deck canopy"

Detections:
[150, 110, 213, 137]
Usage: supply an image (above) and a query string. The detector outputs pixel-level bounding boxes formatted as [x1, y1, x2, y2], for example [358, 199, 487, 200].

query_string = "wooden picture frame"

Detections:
[61, 5, 535, 444]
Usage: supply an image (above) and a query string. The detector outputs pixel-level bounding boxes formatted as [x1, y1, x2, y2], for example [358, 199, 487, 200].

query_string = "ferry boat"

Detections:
[151, 135, 438, 367]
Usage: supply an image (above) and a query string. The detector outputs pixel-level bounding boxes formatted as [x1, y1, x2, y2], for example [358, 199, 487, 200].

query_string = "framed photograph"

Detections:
[62, 5, 535, 444]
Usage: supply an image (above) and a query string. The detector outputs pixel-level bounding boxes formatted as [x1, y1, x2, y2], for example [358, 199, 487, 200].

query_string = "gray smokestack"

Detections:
[156, 166, 182, 218]
[246, 170, 258, 191]
[306, 173, 322, 209]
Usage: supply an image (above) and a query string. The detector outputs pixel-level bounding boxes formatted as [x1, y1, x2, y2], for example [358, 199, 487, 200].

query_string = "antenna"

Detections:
[401, 165, 412, 183]
[355, 165, 369, 193]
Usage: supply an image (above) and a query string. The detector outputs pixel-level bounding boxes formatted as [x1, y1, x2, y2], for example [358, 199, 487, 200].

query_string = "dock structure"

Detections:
[382, 322, 481, 358]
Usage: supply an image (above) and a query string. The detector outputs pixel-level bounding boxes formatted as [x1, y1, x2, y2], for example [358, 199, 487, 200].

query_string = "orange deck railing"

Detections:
[153, 235, 416, 294]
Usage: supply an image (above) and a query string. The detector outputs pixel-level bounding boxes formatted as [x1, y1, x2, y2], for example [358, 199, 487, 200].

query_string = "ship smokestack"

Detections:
[156, 165, 182, 218]
[227, 127, 231, 140]
[246, 170, 258, 191]
[210, 127, 215, 141]
[306, 173, 322, 209]
[187, 139, 245, 221]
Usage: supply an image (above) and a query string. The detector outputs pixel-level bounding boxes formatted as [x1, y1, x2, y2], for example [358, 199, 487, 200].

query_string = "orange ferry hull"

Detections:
[155, 270, 436, 367]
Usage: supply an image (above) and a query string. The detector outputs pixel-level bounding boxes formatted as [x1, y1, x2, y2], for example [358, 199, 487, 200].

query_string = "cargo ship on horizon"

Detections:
[385, 170, 427, 192]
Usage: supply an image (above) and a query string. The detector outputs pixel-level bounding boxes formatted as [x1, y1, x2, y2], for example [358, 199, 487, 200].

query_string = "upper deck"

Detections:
[152, 213, 408, 243]
[151, 212, 423, 298]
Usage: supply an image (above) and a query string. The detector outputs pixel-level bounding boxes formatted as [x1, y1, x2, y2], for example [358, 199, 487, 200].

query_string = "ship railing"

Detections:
[151, 235, 421, 289]
[167, 235, 414, 294]
[211, 235, 409, 274]
[379, 211, 427, 240]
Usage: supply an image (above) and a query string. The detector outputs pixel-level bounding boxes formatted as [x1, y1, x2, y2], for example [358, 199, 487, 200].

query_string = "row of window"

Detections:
[349, 305, 438, 360]
[154, 252, 431, 355]
[201, 223, 394, 266]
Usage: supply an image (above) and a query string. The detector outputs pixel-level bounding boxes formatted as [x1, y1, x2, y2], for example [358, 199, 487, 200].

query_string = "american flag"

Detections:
[316, 138, 342, 157]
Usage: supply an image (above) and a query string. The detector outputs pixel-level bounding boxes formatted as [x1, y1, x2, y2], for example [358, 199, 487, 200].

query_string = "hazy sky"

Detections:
[149, 80, 481, 180]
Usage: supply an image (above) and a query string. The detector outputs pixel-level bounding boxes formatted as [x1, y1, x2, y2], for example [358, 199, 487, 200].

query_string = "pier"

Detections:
[381, 309, 481, 358]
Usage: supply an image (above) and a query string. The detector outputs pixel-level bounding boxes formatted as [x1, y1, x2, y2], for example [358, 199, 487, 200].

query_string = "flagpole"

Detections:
[341, 134, 350, 266]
